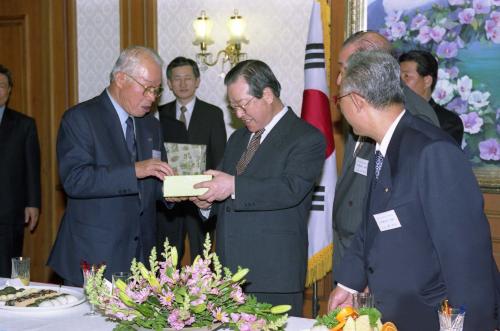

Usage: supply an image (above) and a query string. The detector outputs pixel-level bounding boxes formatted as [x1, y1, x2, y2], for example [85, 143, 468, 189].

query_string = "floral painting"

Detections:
[368, 0, 500, 170]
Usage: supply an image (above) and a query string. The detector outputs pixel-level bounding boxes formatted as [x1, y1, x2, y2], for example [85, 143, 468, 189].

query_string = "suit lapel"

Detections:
[0, 108, 16, 143]
[242, 109, 295, 174]
[100, 91, 134, 164]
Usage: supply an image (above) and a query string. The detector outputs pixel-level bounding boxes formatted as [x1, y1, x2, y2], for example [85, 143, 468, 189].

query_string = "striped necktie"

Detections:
[236, 129, 265, 175]
[374, 150, 384, 180]
[179, 106, 187, 129]
[125, 117, 137, 162]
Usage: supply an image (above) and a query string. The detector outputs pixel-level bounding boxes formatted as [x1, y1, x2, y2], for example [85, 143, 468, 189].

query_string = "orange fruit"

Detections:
[381, 321, 398, 331]
[336, 306, 359, 322]
[330, 320, 346, 331]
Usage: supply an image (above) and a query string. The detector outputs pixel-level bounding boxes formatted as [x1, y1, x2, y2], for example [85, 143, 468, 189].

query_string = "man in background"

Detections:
[158, 56, 226, 261]
[399, 49, 464, 145]
[331, 31, 440, 286]
[328, 50, 497, 330]
[48, 46, 174, 285]
[191, 60, 325, 316]
[0, 64, 41, 278]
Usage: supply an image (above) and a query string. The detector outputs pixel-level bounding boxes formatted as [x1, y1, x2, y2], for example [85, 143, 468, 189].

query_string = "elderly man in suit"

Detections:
[331, 31, 440, 286]
[158, 56, 226, 262]
[191, 60, 325, 317]
[0, 64, 41, 278]
[328, 51, 498, 330]
[48, 46, 175, 285]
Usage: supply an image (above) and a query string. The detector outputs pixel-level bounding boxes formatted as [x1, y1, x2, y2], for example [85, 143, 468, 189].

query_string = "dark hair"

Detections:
[399, 50, 438, 92]
[0, 64, 13, 87]
[166, 57, 200, 80]
[224, 60, 281, 98]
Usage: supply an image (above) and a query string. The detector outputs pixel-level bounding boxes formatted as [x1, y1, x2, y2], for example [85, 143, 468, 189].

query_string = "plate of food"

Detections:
[0, 284, 85, 312]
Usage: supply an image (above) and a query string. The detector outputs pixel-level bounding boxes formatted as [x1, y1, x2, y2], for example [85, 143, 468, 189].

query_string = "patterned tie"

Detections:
[374, 150, 384, 180]
[236, 129, 265, 175]
[125, 117, 137, 162]
[179, 106, 188, 129]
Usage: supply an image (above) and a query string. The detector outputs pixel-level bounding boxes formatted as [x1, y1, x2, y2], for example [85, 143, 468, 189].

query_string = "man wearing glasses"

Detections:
[48, 46, 175, 286]
[191, 60, 326, 316]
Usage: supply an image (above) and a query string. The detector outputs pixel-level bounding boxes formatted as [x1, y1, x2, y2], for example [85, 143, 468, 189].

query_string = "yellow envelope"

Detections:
[163, 175, 212, 197]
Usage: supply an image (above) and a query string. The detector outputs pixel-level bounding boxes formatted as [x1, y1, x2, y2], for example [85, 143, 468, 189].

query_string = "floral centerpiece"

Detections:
[85, 237, 290, 331]
[377, 0, 500, 164]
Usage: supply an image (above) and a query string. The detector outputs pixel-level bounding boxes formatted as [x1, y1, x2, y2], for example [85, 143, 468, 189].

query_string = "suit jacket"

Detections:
[336, 112, 497, 330]
[332, 85, 439, 282]
[212, 109, 325, 293]
[0, 108, 41, 222]
[158, 98, 226, 170]
[429, 98, 464, 145]
[48, 91, 164, 285]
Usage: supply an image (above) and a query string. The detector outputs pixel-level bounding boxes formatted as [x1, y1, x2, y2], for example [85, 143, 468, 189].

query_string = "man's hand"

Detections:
[135, 159, 175, 180]
[25, 207, 40, 232]
[165, 197, 189, 203]
[190, 196, 212, 209]
[327, 286, 353, 312]
[194, 170, 234, 203]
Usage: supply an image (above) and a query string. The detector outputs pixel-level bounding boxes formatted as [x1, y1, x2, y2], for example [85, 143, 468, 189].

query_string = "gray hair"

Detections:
[340, 51, 404, 109]
[109, 46, 163, 82]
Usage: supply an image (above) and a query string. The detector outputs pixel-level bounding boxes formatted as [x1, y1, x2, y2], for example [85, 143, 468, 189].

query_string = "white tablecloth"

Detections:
[0, 279, 315, 331]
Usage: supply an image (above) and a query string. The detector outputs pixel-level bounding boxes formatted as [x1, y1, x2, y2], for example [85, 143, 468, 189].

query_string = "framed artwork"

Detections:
[346, 0, 500, 192]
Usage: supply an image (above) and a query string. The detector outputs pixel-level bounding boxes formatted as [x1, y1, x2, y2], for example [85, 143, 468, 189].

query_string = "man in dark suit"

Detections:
[191, 60, 326, 317]
[399, 49, 464, 145]
[0, 64, 41, 278]
[156, 114, 188, 258]
[328, 51, 498, 330]
[48, 46, 175, 285]
[331, 31, 440, 285]
[158, 56, 226, 262]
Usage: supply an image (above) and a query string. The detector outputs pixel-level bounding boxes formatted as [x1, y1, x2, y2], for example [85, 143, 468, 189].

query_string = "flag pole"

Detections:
[312, 281, 319, 317]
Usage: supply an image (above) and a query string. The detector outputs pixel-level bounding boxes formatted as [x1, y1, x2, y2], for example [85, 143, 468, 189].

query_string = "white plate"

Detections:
[0, 284, 85, 312]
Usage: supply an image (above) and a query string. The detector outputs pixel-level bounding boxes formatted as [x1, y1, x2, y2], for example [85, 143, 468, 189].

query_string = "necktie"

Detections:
[125, 117, 137, 162]
[374, 150, 384, 180]
[179, 106, 187, 129]
[236, 129, 265, 175]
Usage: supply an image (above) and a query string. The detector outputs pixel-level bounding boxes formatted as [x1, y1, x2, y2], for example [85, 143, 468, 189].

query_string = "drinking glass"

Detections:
[353, 292, 374, 309]
[11, 257, 30, 286]
[82, 268, 97, 316]
[438, 308, 465, 331]
[112, 272, 130, 294]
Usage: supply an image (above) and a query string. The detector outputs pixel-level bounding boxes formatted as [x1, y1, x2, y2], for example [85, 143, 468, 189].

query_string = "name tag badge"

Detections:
[152, 149, 161, 160]
[373, 210, 402, 232]
[354, 157, 369, 176]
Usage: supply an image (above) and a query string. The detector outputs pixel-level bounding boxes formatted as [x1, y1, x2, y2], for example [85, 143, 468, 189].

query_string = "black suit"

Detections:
[156, 115, 188, 258]
[0, 108, 41, 277]
[48, 91, 165, 285]
[158, 98, 226, 261]
[429, 98, 464, 145]
[212, 109, 325, 316]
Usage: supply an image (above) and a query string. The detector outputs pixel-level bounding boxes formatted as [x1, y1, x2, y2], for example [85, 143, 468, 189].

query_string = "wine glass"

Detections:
[82, 268, 97, 316]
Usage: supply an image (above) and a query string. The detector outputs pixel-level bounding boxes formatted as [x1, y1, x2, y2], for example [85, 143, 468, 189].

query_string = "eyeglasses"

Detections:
[229, 97, 255, 114]
[124, 73, 163, 98]
[335, 93, 352, 106]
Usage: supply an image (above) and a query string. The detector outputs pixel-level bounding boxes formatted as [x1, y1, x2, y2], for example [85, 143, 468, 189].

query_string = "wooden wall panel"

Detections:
[0, 0, 77, 283]
[120, 0, 157, 50]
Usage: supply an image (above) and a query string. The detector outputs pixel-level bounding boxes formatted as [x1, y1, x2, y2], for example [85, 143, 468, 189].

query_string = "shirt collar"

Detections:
[176, 97, 196, 115]
[106, 89, 131, 136]
[375, 109, 406, 157]
[259, 106, 288, 142]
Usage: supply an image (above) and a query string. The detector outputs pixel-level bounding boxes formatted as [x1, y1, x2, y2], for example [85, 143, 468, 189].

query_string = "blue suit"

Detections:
[336, 111, 497, 330]
[48, 91, 164, 285]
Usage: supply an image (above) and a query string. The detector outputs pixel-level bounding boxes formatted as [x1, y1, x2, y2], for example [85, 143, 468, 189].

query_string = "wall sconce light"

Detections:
[193, 9, 248, 70]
